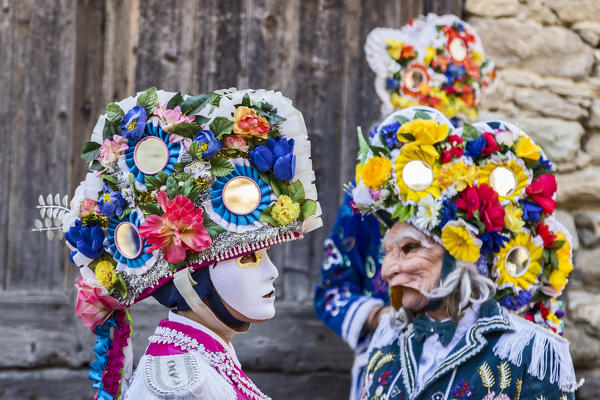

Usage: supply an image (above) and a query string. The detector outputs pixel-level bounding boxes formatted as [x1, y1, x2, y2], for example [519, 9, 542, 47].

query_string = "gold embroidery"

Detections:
[497, 362, 511, 392]
[515, 378, 522, 400]
[366, 350, 383, 374]
[374, 354, 395, 372]
[478, 362, 495, 393]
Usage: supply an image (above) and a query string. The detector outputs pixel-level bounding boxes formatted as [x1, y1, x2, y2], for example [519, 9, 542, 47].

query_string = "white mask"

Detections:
[209, 248, 279, 321]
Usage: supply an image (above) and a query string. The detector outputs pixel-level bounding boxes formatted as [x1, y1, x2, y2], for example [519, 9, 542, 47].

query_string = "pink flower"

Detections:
[97, 135, 128, 166]
[139, 191, 212, 263]
[79, 198, 98, 218]
[75, 277, 122, 332]
[223, 134, 249, 152]
[154, 103, 195, 134]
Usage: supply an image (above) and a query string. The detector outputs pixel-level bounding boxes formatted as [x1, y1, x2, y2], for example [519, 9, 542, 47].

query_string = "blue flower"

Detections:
[120, 105, 147, 140]
[249, 145, 274, 172]
[380, 121, 401, 148]
[455, 22, 465, 32]
[499, 290, 532, 311]
[444, 64, 466, 82]
[65, 220, 104, 261]
[439, 199, 457, 228]
[521, 201, 543, 222]
[269, 137, 296, 181]
[539, 155, 552, 171]
[476, 257, 489, 276]
[97, 184, 126, 218]
[386, 78, 400, 92]
[464, 135, 486, 158]
[368, 125, 379, 139]
[480, 231, 509, 255]
[193, 129, 222, 158]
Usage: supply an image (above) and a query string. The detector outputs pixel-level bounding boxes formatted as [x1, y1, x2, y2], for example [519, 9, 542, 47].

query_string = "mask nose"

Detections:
[260, 249, 279, 281]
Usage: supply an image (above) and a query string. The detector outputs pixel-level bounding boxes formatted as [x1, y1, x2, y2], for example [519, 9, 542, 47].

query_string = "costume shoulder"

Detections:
[368, 312, 403, 354]
[123, 353, 237, 400]
[493, 312, 580, 393]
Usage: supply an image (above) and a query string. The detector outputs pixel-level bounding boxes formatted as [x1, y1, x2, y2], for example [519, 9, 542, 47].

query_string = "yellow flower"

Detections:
[95, 260, 119, 289]
[390, 93, 418, 108]
[272, 195, 300, 225]
[438, 162, 478, 192]
[355, 163, 363, 184]
[385, 39, 404, 60]
[233, 106, 270, 139]
[441, 221, 481, 262]
[394, 145, 442, 203]
[471, 50, 483, 64]
[515, 136, 541, 161]
[424, 46, 436, 65]
[478, 159, 530, 202]
[555, 232, 573, 276]
[548, 269, 567, 291]
[361, 156, 392, 189]
[503, 204, 525, 234]
[494, 233, 543, 291]
[397, 119, 449, 146]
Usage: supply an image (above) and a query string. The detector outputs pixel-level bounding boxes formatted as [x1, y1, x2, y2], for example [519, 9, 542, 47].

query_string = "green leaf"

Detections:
[413, 110, 432, 120]
[194, 115, 210, 125]
[392, 204, 414, 222]
[553, 240, 565, 250]
[204, 221, 226, 237]
[188, 141, 203, 159]
[398, 133, 415, 141]
[173, 161, 189, 173]
[179, 94, 209, 115]
[241, 93, 251, 107]
[550, 249, 559, 269]
[208, 93, 222, 107]
[90, 160, 104, 171]
[357, 126, 370, 163]
[301, 200, 317, 220]
[116, 275, 128, 298]
[128, 173, 137, 198]
[103, 119, 118, 140]
[181, 178, 195, 198]
[81, 141, 101, 162]
[259, 205, 279, 226]
[394, 115, 410, 125]
[209, 117, 234, 140]
[106, 102, 125, 125]
[210, 157, 234, 177]
[144, 171, 169, 191]
[166, 176, 179, 200]
[169, 122, 202, 139]
[462, 123, 481, 141]
[287, 181, 305, 204]
[136, 87, 158, 114]
[188, 185, 203, 201]
[370, 145, 390, 157]
[99, 173, 118, 184]
[139, 201, 163, 216]
[166, 92, 184, 109]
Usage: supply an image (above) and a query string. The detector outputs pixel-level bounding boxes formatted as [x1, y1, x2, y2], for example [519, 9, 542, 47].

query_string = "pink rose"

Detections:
[223, 134, 249, 152]
[79, 198, 98, 218]
[97, 135, 128, 166]
[154, 103, 195, 134]
[75, 277, 122, 332]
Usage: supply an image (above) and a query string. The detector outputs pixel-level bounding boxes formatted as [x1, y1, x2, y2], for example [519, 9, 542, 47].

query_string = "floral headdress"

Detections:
[365, 14, 495, 120]
[351, 106, 573, 336]
[33, 88, 321, 399]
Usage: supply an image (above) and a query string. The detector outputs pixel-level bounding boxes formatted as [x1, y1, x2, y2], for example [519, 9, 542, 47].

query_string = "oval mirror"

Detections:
[222, 177, 261, 215]
[504, 246, 530, 277]
[448, 37, 467, 62]
[404, 68, 428, 93]
[402, 160, 434, 191]
[134, 136, 169, 175]
[114, 222, 143, 259]
[489, 166, 517, 197]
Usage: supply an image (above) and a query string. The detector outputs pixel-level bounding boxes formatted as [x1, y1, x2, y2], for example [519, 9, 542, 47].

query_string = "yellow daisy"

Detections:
[441, 221, 481, 263]
[478, 158, 530, 202]
[394, 144, 442, 203]
[494, 233, 543, 291]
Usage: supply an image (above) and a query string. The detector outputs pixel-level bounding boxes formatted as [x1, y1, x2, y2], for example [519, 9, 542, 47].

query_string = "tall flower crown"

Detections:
[351, 106, 573, 336]
[365, 14, 495, 120]
[33, 88, 321, 399]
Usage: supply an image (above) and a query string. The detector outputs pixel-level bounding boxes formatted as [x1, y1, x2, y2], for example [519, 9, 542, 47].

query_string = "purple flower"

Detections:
[499, 290, 532, 311]
[97, 184, 126, 218]
[120, 105, 147, 140]
[464, 135, 486, 158]
[65, 220, 104, 261]
[521, 201, 543, 222]
[193, 129, 222, 158]
[380, 121, 401, 148]
[480, 231, 509, 255]
[439, 199, 457, 228]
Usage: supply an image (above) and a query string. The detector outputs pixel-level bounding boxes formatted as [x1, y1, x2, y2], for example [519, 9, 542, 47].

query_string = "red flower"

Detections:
[526, 173, 557, 215]
[448, 135, 464, 145]
[456, 185, 479, 219]
[478, 184, 505, 231]
[440, 150, 452, 163]
[537, 222, 558, 248]
[451, 146, 464, 158]
[480, 132, 500, 157]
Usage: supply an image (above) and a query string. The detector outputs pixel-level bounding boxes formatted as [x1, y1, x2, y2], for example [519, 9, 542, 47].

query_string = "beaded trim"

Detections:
[149, 326, 271, 400]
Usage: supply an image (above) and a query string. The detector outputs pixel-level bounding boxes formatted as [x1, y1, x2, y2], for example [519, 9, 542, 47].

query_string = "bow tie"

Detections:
[412, 314, 457, 347]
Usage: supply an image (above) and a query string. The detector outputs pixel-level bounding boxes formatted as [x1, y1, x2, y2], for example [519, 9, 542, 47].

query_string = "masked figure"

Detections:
[34, 88, 321, 399]
[314, 14, 495, 400]
[350, 106, 580, 399]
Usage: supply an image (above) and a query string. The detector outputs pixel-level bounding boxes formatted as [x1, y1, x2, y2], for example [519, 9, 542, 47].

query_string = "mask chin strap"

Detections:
[173, 267, 249, 342]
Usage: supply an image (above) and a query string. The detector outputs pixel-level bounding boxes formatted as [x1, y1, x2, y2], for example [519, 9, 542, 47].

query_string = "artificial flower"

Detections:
[97, 184, 126, 218]
[456, 185, 479, 219]
[415, 194, 442, 230]
[249, 144, 274, 172]
[478, 183, 505, 232]
[441, 220, 481, 263]
[450, 146, 464, 158]
[193, 129, 222, 158]
[97, 135, 128, 166]
[233, 106, 270, 139]
[498, 290, 532, 311]
[480, 132, 500, 157]
[515, 135, 541, 161]
[444, 64, 466, 82]
[478, 159, 530, 202]
[79, 198, 97, 218]
[537, 222, 557, 248]
[494, 232, 543, 291]
[65, 220, 105, 261]
[438, 162, 477, 192]
[120, 105, 147, 140]
[270, 137, 296, 181]
[361, 156, 392, 190]
[386, 78, 400, 92]
[95, 260, 119, 289]
[440, 150, 452, 163]
[548, 269, 567, 292]
[521, 201, 543, 222]
[380, 121, 401, 148]
[223, 134, 249, 152]
[525, 173, 557, 214]
[385, 39, 415, 60]
[74, 276, 122, 332]
[424, 46, 436, 65]
[471, 50, 483, 64]
[271, 195, 300, 225]
[432, 55, 451, 71]
[394, 144, 442, 203]
[139, 191, 212, 264]
[494, 130, 514, 147]
[555, 231, 573, 276]
[464, 135, 486, 158]
[438, 199, 457, 228]
[480, 231, 509, 255]
[397, 119, 449, 146]
[503, 204, 525, 233]
[464, 59, 480, 80]
[154, 104, 194, 132]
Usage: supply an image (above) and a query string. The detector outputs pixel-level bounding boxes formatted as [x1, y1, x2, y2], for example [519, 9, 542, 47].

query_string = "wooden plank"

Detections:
[6, 0, 76, 291]
[424, 0, 463, 16]
[0, 368, 93, 400]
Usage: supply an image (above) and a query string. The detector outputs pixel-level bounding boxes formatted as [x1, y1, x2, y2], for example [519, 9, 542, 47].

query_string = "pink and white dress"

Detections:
[124, 311, 270, 400]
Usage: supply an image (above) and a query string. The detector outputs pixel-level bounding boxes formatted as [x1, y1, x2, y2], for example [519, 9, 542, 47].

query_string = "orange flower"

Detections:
[401, 45, 416, 59]
[233, 106, 270, 139]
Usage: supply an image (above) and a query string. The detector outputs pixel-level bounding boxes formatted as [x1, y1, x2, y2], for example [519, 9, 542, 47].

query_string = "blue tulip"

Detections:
[65, 220, 105, 260]
[249, 145, 274, 172]
[521, 201, 543, 222]
[193, 129, 222, 158]
[97, 184, 126, 218]
[274, 152, 296, 181]
[464, 135, 486, 158]
[120, 105, 147, 140]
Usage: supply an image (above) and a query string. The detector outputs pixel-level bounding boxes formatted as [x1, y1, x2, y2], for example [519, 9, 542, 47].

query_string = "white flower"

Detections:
[495, 130, 515, 147]
[351, 181, 373, 208]
[415, 194, 442, 230]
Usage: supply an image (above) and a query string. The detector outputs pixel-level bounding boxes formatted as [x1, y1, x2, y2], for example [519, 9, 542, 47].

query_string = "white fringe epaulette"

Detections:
[368, 311, 404, 354]
[492, 312, 583, 392]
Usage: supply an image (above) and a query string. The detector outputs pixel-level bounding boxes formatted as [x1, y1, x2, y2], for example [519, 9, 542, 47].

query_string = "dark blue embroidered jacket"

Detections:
[361, 300, 578, 400]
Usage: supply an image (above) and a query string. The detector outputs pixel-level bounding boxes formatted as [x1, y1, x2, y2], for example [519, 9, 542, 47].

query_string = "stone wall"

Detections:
[466, 1, 600, 397]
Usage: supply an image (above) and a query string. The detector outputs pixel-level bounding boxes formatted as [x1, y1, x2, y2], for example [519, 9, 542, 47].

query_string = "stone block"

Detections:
[589, 99, 600, 128]
[556, 167, 600, 207]
[548, 0, 600, 24]
[573, 21, 600, 47]
[465, 0, 519, 17]
[513, 87, 588, 120]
